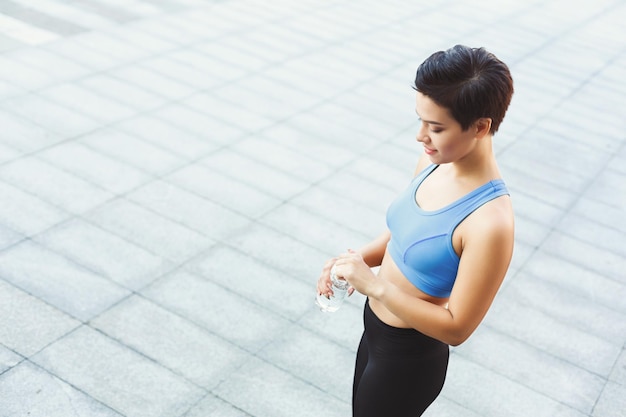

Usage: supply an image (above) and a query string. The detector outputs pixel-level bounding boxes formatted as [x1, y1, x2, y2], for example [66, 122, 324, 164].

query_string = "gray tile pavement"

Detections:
[0, 0, 625, 416]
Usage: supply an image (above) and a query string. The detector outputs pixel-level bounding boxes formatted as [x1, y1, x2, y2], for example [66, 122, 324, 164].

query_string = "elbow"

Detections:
[447, 336, 467, 347]
[443, 327, 474, 347]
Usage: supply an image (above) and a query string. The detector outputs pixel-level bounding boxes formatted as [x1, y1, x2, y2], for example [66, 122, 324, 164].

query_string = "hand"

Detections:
[316, 257, 355, 298]
[333, 250, 379, 297]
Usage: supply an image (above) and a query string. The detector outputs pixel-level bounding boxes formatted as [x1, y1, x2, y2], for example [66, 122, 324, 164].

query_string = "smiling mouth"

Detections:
[424, 146, 436, 154]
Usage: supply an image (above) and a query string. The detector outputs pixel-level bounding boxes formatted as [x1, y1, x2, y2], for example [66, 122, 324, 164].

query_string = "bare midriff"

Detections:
[368, 248, 449, 329]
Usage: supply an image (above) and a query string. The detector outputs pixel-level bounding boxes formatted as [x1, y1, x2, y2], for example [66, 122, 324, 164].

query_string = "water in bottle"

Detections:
[316, 265, 349, 312]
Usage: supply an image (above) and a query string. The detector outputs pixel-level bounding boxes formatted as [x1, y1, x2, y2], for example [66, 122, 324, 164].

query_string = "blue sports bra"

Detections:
[386, 164, 509, 298]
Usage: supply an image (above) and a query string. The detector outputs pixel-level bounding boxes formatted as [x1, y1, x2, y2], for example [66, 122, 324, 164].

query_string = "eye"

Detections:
[430, 128, 443, 133]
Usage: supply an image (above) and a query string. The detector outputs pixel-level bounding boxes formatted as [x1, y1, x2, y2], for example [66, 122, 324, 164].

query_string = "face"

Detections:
[415, 92, 479, 164]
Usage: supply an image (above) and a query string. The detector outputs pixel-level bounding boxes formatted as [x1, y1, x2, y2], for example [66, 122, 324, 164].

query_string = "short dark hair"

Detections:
[414, 45, 514, 134]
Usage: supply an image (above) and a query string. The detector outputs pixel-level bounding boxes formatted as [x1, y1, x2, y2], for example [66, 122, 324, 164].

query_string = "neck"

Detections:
[449, 135, 500, 180]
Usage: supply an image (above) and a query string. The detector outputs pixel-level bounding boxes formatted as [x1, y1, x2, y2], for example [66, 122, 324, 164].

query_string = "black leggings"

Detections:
[352, 300, 449, 417]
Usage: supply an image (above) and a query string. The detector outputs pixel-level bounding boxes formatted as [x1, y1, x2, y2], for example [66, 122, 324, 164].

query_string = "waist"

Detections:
[370, 251, 449, 329]
[364, 299, 448, 351]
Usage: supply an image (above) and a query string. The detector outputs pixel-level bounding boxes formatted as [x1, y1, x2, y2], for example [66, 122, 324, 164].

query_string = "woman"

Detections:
[316, 45, 515, 417]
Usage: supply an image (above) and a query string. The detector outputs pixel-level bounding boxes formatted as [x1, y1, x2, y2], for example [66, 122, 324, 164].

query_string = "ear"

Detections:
[474, 118, 492, 139]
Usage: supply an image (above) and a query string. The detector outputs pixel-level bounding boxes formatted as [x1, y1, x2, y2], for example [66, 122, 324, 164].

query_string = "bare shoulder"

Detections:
[465, 195, 514, 245]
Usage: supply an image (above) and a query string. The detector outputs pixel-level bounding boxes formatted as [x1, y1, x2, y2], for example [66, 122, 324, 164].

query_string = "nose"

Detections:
[416, 122, 429, 143]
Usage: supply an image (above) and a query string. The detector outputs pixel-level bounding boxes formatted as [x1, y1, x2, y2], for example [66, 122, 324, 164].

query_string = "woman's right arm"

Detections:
[358, 230, 391, 268]
[317, 230, 390, 297]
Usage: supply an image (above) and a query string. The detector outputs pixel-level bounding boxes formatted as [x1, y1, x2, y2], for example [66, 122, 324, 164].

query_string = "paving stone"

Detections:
[38, 142, 151, 194]
[259, 202, 372, 255]
[610, 347, 626, 385]
[500, 163, 580, 209]
[72, 0, 140, 22]
[104, 25, 177, 54]
[523, 250, 626, 316]
[166, 164, 282, 218]
[263, 124, 359, 169]
[5, 47, 90, 81]
[72, 31, 148, 64]
[309, 102, 398, 141]
[186, 245, 313, 320]
[505, 189, 565, 228]
[151, 103, 245, 146]
[127, 180, 251, 241]
[441, 355, 588, 417]
[0, 0, 87, 36]
[179, 93, 275, 134]
[138, 56, 223, 91]
[39, 83, 137, 124]
[422, 397, 483, 417]
[91, 295, 251, 390]
[200, 149, 310, 200]
[224, 222, 331, 282]
[194, 42, 267, 73]
[183, 394, 250, 417]
[0, 77, 24, 100]
[212, 83, 304, 122]
[541, 230, 625, 284]
[13, 0, 116, 31]
[115, 115, 216, 159]
[345, 152, 414, 192]
[2, 94, 100, 138]
[258, 323, 355, 399]
[0, 109, 64, 153]
[232, 136, 335, 183]
[0, 180, 67, 236]
[0, 361, 123, 417]
[213, 355, 350, 417]
[283, 112, 382, 152]
[314, 169, 399, 214]
[232, 73, 323, 111]
[0, 344, 21, 373]
[109, 64, 196, 100]
[298, 300, 365, 352]
[142, 270, 292, 353]
[0, 1, 625, 416]
[0, 222, 23, 250]
[46, 37, 118, 71]
[502, 272, 626, 344]
[289, 184, 385, 237]
[0, 156, 113, 214]
[456, 326, 605, 414]
[85, 198, 214, 264]
[0, 55, 54, 89]
[571, 197, 626, 233]
[79, 129, 186, 175]
[511, 214, 552, 248]
[78, 74, 168, 112]
[500, 128, 612, 177]
[485, 293, 621, 377]
[0, 240, 130, 321]
[583, 169, 626, 209]
[35, 219, 174, 291]
[0, 279, 79, 357]
[557, 212, 626, 258]
[32, 326, 206, 417]
[0, 33, 23, 53]
[157, 12, 224, 40]
[123, 18, 192, 45]
[592, 381, 626, 417]
[168, 50, 247, 83]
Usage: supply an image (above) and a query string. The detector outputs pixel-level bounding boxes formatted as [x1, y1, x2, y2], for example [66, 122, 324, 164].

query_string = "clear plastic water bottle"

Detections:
[315, 265, 349, 312]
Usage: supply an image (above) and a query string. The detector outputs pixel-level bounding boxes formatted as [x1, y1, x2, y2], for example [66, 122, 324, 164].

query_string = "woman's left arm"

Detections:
[337, 200, 514, 346]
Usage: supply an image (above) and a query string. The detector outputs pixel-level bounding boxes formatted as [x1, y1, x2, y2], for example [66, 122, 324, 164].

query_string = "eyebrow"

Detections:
[415, 111, 445, 126]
